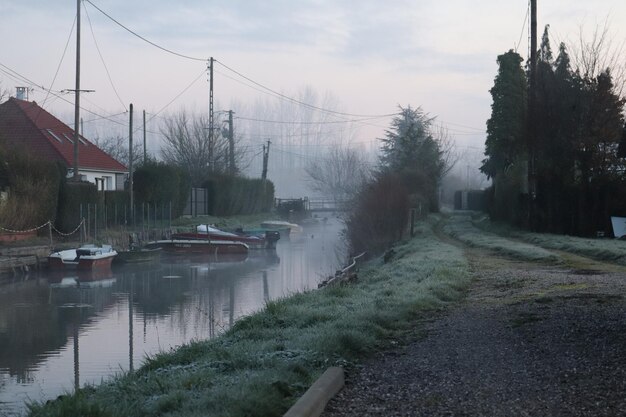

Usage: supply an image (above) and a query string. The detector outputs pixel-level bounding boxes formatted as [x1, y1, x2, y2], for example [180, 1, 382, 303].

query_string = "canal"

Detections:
[0, 218, 345, 416]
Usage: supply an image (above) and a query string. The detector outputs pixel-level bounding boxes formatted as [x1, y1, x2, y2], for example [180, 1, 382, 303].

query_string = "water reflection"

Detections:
[0, 218, 344, 416]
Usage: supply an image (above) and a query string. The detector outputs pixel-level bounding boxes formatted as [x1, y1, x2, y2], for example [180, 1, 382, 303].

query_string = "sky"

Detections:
[1, 0, 626, 190]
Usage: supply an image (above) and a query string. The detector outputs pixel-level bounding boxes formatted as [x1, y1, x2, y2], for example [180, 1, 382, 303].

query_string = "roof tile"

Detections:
[0, 98, 127, 173]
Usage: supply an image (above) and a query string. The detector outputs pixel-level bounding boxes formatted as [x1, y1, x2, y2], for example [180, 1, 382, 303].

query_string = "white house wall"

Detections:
[76, 170, 126, 191]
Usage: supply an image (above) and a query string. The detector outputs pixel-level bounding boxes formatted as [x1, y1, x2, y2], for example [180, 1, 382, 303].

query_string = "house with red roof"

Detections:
[0, 97, 127, 190]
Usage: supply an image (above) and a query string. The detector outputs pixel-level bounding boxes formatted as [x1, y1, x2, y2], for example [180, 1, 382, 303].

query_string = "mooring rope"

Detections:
[50, 218, 85, 236]
[0, 221, 51, 234]
[0, 219, 85, 236]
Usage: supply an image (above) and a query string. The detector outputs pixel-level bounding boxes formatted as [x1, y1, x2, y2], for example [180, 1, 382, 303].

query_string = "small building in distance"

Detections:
[0, 97, 127, 190]
[454, 190, 486, 211]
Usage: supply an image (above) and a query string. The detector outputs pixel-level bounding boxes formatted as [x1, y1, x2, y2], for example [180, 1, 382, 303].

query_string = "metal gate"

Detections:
[183, 188, 209, 216]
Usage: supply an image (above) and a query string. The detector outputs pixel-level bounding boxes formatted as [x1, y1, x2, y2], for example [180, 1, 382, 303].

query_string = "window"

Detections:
[100, 176, 113, 190]
[62, 133, 74, 144]
[46, 129, 63, 143]
[115, 173, 125, 190]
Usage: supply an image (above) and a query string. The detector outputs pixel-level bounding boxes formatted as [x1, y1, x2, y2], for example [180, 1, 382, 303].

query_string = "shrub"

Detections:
[345, 173, 410, 255]
[133, 162, 190, 218]
[56, 180, 99, 233]
[0, 146, 61, 230]
[203, 176, 274, 216]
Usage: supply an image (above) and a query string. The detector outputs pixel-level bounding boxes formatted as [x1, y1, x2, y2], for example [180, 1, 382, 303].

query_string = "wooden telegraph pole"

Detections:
[528, 0, 538, 229]
[262, 140, 271, 181]
[73, 0, 81, 180]
[208, 57, 214, 172]
[261, 140, 271, 195]
[228, 110, 235, 175]
[129, 104, 134, 225]
[143, 109, 147, 163]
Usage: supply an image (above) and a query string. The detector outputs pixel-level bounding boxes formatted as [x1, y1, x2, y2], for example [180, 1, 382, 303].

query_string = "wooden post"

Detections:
[94, 204, 97, 242]
[129, 103, 134, 226]
[410, 208, 416, 237]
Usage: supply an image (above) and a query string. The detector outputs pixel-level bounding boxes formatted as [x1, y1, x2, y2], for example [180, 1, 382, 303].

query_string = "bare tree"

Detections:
[431, 123, 459, 178]
[236, 86, 359, 196]
[305, 146, 372, 203]
[160, 110, 246, 186]
[0, 83, 9, 103]
[93, 134, 142, 167]
[570, 20, 626, 95]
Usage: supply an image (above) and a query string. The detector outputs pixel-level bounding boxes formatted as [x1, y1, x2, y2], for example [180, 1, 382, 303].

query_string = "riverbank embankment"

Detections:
[323, 213, 626, 416]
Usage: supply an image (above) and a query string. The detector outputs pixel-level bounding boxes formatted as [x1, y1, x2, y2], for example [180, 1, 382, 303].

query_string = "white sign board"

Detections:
[611, 216, 626, 238]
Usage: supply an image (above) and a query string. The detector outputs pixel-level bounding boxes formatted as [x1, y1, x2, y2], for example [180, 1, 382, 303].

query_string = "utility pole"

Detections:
[208, 57, 214, 172]
[73, 0, 81, 181]
[129, 104, 134, 225]
[228, 110, 235, 175]
[261, 140, 271, 180]
[528, 0, 538, 229]
[143, 109, 147, 164]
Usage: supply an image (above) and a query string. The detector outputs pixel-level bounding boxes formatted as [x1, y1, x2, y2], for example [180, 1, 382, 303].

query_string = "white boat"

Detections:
[260, 220, 303, 236]
[48, 244, 117, 270]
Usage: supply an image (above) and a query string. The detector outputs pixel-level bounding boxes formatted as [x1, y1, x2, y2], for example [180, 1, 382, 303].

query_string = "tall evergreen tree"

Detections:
[378, 105, 446, 210]
[536, 42, 580, 232]
[481, 50, 527, 223]
[481, 50, 527, 179]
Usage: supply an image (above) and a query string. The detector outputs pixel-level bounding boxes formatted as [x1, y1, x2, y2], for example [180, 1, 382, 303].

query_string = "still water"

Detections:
[0, 219, 345, 416]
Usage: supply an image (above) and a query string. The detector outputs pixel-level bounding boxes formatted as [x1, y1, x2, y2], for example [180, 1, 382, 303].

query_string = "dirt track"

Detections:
[322, 235, 626, 416]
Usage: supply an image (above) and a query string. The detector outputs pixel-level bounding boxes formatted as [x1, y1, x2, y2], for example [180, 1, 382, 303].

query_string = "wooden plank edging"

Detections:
[283, 367, 344, 417]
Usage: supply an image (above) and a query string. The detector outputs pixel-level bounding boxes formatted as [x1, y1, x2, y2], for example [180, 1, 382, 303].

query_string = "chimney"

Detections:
[15, 87, 28, 101]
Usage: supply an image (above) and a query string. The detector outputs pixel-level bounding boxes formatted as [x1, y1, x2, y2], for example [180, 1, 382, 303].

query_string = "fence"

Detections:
[183, 188, 209, 216]
[318, 252, 366, 288]
[78, 202, 173, 242]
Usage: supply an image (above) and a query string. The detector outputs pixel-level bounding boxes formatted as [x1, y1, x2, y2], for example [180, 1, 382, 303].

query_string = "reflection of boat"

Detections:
[47, 269, 116, 288]
[171, 225, 280, 249]
[145, 239, 249, 255]
[161, 250, 279, 274]
[114, 247, 162, 264]
[48, 245, 117, 270]
[260, 220, 303, 237]
[160, 252, 249, 265]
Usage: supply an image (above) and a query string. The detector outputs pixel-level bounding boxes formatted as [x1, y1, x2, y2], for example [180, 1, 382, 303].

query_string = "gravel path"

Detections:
[322, 243, 626, 416]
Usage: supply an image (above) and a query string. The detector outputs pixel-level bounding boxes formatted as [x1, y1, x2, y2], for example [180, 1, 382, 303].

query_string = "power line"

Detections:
[79, 1, 400, 125]
[84, 6, 127, 110]
[82, 111, 128, 123]
[0, 61, 132, 130]
[215, 59, 398, 119]
[271, 146, 375, 166]
[234, 114, 392, 125]
[516, 1, 530, 53]
[84, 0, 207, 62]
[144, 68, 207, 125]
[0, 63, 50, 92]
[436, 119, 485, 132]
[40, 14, 77, 110]
[0, 66, 118, 133]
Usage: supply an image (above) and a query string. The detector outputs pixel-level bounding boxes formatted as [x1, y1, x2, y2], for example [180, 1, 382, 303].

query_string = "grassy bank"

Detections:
[442, 214, 559, 263]
[473, 216, 626, 265]
[27, 218, 470, 417]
